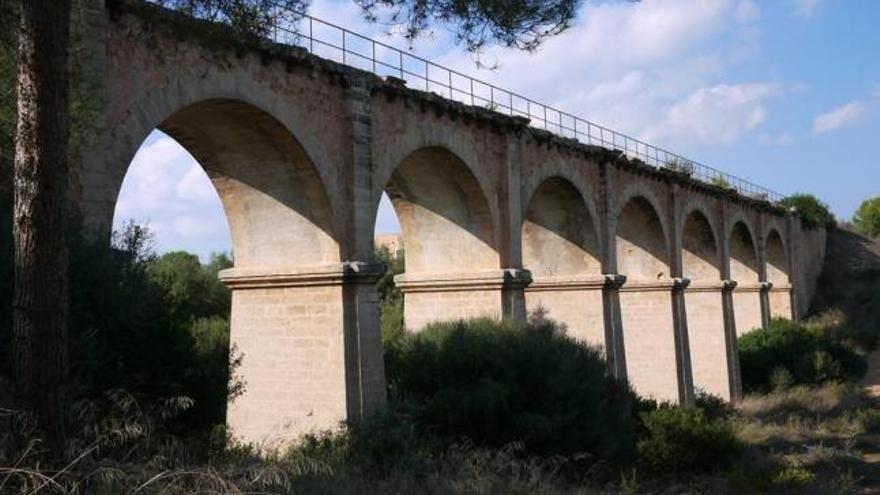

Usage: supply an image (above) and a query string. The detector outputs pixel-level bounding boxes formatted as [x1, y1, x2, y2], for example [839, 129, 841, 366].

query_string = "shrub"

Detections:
[380, 297, 405, 347]
[858, 408, 880, 433]
[853, 196, 880, 238]
[779, 193, 835, 229]
[385, 318, 633, 460]
[636, 405, 740, 475]
[771, 465, 815, 489]
[738, 319, 866, 392]
[694, 389, 733, 421]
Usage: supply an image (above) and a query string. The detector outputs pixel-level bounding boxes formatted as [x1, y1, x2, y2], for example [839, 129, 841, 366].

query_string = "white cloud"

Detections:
[113, 131, 231, 260]
[176, 163, 218, 202]
[645, 82, 781, 144]
[812, 101, 867, 135]
[792, 0, 821, 18]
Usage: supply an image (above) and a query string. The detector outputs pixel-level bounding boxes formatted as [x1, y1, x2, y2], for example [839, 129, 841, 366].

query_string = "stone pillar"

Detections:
[395, 269, 531, 331]
[671, 278, 695, 404]
[721, 280, 743, 401]
[220, 262, 386, 447]
[618, 280, 681, 402]
[602, 274, 628, 381]
[525, 275, 606, 347]
[733, 282, 764, 336]
[687, 281, 737, 400]
[760, 281, 773, 327]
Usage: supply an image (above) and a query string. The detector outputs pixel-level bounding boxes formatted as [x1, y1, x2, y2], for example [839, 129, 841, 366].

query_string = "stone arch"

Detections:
[729, 220, 759, 284]
[682, 208, 721, 282]
[378, 146, 505, 331]
[615, 194, 678, 401]
[370, 133, 500, 256]
[765, 228, 789, 284]
[615, 195, 670, 282]
[729, 220, 763, 335]
[102, 83, 366, 446]
[112, 98, 340, 268]
[382, 146, 498, 275]
[681, 208, 730, 399]
[765, 228, 793, 319]
[521, 176, 604, 345]
[522, 176, 601, 277]
[520, 164, 603, 258]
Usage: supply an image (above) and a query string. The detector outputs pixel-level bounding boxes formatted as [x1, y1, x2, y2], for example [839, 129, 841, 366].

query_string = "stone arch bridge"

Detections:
[72, 1, 826, 445]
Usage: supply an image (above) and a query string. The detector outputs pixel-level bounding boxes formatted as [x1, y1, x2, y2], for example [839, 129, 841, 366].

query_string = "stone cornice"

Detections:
[732, 281, 769, 293]
[617, 277, 690, 293]
[525, 274, 607, 291]
[219, 262, 383, 289]
[394, 269, 532, 292]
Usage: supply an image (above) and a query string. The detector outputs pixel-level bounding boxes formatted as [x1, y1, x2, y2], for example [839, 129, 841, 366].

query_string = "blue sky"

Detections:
[114, 0, 880, 260]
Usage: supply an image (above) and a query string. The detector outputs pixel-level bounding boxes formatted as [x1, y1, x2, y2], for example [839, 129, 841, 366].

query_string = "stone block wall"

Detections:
[686, 289, 731, 399]
[226, 284, 348, 446]
[619, 288, 679, 402]
[734, 288, 764, 336]
[525, 286, 605, 348]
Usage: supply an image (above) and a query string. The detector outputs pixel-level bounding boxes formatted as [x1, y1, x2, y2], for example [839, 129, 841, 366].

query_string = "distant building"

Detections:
[375, 233, 403, 258]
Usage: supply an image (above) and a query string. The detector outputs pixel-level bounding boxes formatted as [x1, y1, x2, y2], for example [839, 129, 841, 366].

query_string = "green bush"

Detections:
[376, 246, 406, 347]
[385, 318, 633, 460]
[738, 319, 866, 392]
[858, 408, 880, 433]
[779, 193, 835, 229]
[0, 221, 237, 433]
[636, 405, 740, 476]
[853, 196, 880, 238]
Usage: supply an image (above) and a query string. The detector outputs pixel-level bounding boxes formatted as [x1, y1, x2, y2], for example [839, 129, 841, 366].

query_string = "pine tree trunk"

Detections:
[13, 0, 71, 447]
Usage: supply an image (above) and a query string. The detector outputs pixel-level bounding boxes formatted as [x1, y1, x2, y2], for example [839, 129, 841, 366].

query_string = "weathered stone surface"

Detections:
[72, 0, 827, 446]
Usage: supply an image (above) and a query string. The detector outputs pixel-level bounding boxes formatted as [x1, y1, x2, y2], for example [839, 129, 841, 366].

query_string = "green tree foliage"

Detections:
[737, 318, 866, 392]
[354, 0, 581, 51]
[152, 0, 308, 36]
[779, 193, 835, 229]
[147, 250, 231, 324]
[376, 245, 406, 346]
[0, 219, 235, 431]
[853, 196, 880, 238]
[636, 405, 740, 476]
[385, 317, 633, 459]
[153, 0, 582, 52]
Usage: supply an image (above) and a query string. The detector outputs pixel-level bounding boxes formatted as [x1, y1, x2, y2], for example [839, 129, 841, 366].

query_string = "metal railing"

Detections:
[252, 3, 784, 202]
[7, 3, 787, 202]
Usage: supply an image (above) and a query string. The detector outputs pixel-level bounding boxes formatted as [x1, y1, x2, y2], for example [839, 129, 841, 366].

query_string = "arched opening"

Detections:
[522, 177, 603, 345]
[380, 147, 500, 331]
[111, 98, 353, 445]
[615, 196, 678, 401]
[156, 99, 339, 267]
[681, 210, 729, 398]
[616, 197, 669, 282]
[682, 211, 720, 282]
[730, 221, 762, 335]
[766, 229, 792, 319]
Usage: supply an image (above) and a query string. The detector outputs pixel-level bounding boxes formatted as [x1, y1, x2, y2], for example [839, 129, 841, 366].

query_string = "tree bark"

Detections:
[13, 0, 71, 447]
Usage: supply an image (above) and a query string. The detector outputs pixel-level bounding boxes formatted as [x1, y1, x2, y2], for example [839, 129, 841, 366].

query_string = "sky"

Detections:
[113, 0, 880, 260]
